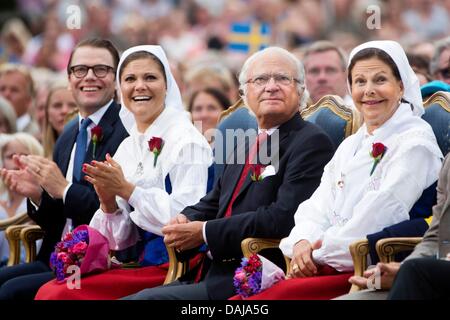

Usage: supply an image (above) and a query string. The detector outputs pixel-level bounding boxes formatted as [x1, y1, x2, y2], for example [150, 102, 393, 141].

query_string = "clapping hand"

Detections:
[83, 153, 135, 213]
[0, 155, 42, 204]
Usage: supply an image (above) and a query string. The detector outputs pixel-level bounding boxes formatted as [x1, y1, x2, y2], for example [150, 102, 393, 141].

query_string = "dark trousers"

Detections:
[121, 279, 210, 300]
[0, 261, 54, 300]
[388, 257, 450, 300]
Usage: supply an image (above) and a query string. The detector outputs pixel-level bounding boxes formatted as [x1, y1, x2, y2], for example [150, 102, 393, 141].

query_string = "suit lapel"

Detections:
[226, 113, 302, 211]
[85, 101, 118, 163]
[58, 119, 79, 176]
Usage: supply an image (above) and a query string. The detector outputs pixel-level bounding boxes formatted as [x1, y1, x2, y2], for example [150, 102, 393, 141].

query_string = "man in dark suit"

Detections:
[0, 38, 128, 299]
[124, 46, 334, 300]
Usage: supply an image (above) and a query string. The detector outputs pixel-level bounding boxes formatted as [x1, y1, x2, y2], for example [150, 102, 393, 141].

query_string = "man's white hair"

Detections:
[238, 46, 309, 109]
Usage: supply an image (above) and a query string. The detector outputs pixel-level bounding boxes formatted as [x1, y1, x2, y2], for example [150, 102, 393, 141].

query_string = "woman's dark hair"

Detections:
[188, 87, 231, 113]
[67, 38, 120, 76]
[348, 48, 402, 85]
[118, 51, 167, 84]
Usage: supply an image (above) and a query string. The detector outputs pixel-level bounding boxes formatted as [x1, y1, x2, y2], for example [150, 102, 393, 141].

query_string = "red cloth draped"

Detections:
[35, 264, 169, 300]
[230, 265, 353, 300]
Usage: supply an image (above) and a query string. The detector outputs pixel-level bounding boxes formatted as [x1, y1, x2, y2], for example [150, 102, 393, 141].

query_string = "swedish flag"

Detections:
[228, 22, 271, 54]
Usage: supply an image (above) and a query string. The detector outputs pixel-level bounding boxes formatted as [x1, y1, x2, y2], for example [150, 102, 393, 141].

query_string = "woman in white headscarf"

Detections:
[238, 40, 443, 300]
[34, 45, 212, 300]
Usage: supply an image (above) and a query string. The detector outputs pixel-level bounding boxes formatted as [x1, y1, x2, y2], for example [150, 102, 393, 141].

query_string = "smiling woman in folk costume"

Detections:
[35, 45, 212, 300]
[237, 40, 443, 300]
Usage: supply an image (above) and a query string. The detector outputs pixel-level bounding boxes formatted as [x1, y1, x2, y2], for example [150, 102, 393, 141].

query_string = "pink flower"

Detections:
[72, 241, 88, 255]
[234, 271, 247, 282]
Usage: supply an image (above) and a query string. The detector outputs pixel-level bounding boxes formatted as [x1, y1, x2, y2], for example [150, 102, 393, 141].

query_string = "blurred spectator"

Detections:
[159, 9, 206, 63]
[401, 0, 450, 42]
[0, 132, 43, 266]
[42, 83, 77, 158]
[407, 52, 432, 85]
[33, 85, 49, 135]
[183, 63, 238, 105]
[429, 36, 450, 84]
[22, 12, 74, 72]
[0, 97, 17, 134]
[303, 41, 352, 106]
[0, 18, 31, 64]
[420, 80, 450, 100]
[188, 87, 231, 145]
[188, 87, 231, 192]
[0, 64, 40, 136]
[408, 41, 435, 60]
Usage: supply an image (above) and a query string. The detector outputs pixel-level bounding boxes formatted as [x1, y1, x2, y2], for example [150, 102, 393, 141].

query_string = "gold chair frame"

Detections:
[300, 95, 361, 136]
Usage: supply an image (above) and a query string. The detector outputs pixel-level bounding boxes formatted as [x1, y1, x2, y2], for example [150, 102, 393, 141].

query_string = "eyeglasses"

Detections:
[69, 65, 114, 78]
[246, 73, 300, 87]
[437, 67, 450, 79]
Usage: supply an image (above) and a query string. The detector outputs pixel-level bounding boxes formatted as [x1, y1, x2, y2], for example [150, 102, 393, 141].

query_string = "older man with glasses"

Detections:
[0, 38, 128, 300]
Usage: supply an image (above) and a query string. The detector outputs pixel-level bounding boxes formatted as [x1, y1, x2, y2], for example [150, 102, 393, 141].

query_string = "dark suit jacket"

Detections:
[27, 101, 128, 263]
[181, 113, 335, 299]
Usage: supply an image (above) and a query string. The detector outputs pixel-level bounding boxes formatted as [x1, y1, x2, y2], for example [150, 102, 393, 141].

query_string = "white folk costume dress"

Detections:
[90, 45, 212, 251]
[245, 40, 443, 300]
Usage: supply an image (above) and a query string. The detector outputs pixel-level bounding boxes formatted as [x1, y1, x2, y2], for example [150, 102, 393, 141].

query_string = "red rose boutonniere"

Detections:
[91, 125, 103, 159]
[250, 164, 266, 182]
[148, 137, 164, 167]
[369, 142, 387, 175]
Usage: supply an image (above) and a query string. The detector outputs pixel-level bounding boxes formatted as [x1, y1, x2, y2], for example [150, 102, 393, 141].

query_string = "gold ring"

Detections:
[292, 263, 299, 272]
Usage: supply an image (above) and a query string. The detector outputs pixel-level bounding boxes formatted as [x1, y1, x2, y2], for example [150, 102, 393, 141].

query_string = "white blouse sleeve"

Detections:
[279, 159, 334, 258]
[89, 199, 140, 251]
[128, 142, 210, 236]
[314, 146, 441, 271]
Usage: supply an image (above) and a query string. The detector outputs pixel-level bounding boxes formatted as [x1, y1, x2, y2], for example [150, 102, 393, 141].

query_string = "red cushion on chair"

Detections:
[35, 264, 168, 300]
[230, 265, 352, 300]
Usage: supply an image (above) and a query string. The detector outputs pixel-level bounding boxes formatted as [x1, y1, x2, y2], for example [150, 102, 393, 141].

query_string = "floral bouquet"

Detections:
[233, 254, 285, 298]
[50, 225, 111, 283]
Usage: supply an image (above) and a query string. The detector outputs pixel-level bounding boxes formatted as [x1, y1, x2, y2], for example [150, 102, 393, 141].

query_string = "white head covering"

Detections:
[348, 40, 424, 117]
[116, 45, 185, 133]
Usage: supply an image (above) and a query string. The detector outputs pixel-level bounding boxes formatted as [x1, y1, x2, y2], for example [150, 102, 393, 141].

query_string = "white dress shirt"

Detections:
[280, 103, 443, 272]
[90, 107, 212, 250]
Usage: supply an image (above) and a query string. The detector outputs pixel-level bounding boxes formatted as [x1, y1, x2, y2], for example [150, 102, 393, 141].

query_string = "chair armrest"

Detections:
[20, 225, 45, 263]
[0, 212, 31, 231]
[349, 239, 369, 292]
[163, 245, 188, 285]
[5, 224, 28, 266]
[241, 238, 291, 274]
[376, 237, 423, 263]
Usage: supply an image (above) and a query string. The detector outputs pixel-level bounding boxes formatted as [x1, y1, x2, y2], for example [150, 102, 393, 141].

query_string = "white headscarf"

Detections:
[348, 40, 424, 117]
[116, 45, 185, 133]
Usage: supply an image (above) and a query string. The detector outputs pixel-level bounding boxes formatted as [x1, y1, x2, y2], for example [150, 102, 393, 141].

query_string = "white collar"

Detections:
[16, 113, 31, 131]
[258, 126, 279, 136]
[78, 99, 112, 127]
